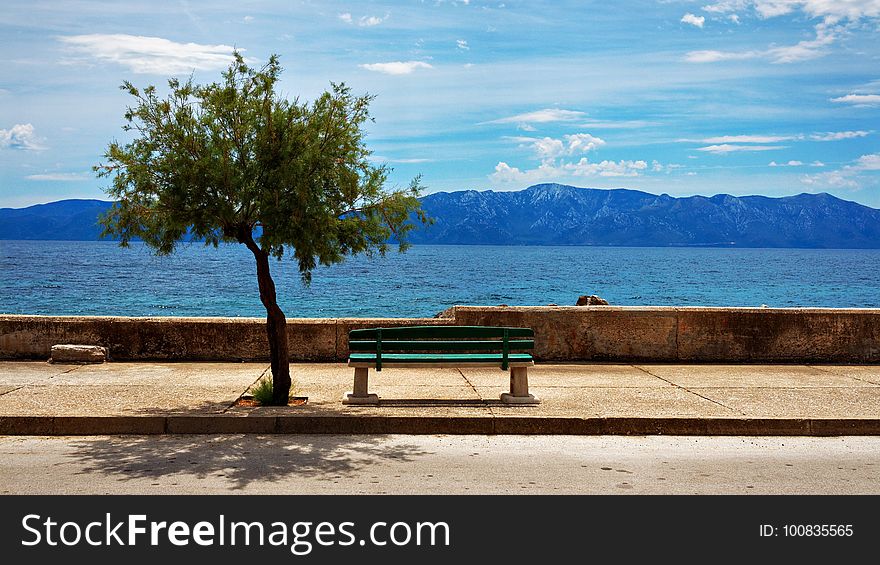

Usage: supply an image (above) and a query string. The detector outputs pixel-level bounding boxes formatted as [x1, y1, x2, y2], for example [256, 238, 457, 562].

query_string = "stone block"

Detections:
[166, 415, 277, 434]
[52, 416, 166, 435]
[50, 344, 107, 364]
[0, 416, 54, 435]
[500, 392, 540, 404]
[342, 392, 380, 405]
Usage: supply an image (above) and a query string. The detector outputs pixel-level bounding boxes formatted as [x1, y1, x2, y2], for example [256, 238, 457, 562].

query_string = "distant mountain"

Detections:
[0, 199, 113, 241]
[3, 184, 880, 248]
[409, 184, 880, 248]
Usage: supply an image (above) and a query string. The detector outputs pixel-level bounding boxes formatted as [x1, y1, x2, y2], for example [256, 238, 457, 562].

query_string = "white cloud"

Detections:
[768, 160, 804, 166]
[508, 133, 606, 161]
[686, 31, 834, 64]
[771, 0, 880, 20]
[702, 1, 880, 20]
[525, 137, 565, 160]
[830, 94, 880, 105]
[685, 50, 761, 63]
[701, 134, 797, 143]
[856, 153, 880, 170]
[25, 172, 91, 181]
[490, 158, 650, 184]
[753, 1, 800, 18]
[765, 16, 842, 63]
[484, 108, 587, 125]
[697, 144, 786, 153]
[0, 123, 45, 151]
[491, 129, 649, 184]
[811, 161, 825, 166]
[340, 12, 388, 26]
[371, 156, 434, 164]
[801, 152, 880, 189]
[810, 130, 870, 141]
[681, 13, 706, 27]
[729, 14, 742, 23]
[359, 61, 433, 75]
[359, 15, 388, 27]
[242, 15, 254, 23]
[565, 133, 605, 154]
[801, 169, 860, 188]
[683, 131, 868, 147]
[564, 159, 648, 177]
[58, 34, 238, 74]
[578, 119, 657, 129]
[490, 161, 552, 184]
[687, 3, 878, 64]
[457, 39, 469, 50]
[701, 1, 750, 14]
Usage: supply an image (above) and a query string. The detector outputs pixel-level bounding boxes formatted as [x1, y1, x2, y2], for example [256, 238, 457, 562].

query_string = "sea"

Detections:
[1, 240, 879, 318]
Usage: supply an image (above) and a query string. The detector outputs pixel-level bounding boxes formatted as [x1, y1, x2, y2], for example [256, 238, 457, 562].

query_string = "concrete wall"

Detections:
[0, 315, 441, 362]
[2, 306, 880, 362]
[453, 306, 880, 362]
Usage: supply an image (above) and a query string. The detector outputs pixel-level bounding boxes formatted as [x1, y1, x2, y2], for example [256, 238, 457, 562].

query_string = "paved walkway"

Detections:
[5, 435, 880, 494]
[2, 361, 880, 434]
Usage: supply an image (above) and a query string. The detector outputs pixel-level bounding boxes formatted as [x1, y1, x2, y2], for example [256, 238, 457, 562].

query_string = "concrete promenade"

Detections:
[2, 361, 880, 435]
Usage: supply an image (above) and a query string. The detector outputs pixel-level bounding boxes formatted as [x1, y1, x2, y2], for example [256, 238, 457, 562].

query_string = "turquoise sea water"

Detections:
[1, 240, 879, 317]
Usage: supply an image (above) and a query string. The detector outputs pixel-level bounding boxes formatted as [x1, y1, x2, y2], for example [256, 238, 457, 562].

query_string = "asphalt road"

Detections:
[1, 435, 878, 495]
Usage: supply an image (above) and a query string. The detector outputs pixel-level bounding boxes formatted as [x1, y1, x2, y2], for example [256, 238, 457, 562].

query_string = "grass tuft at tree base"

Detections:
[249, 374, 296, 406]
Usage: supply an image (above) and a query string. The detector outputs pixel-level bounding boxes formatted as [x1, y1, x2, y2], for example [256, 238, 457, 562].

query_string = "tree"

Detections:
[96, 53, 428, 405]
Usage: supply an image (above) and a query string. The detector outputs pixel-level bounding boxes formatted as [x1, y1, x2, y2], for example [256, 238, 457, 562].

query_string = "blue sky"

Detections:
[1, 0, 879, 208]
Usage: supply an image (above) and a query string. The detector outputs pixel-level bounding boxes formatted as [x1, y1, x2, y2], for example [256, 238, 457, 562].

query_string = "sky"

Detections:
[1, 0, 879, 208]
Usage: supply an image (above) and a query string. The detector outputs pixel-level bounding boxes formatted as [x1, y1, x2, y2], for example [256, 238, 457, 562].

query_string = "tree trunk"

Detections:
[240, 229, 291, 405]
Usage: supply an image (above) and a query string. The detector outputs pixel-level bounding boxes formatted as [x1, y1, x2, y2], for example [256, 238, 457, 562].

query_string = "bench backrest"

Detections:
[348, 326, 534, 370]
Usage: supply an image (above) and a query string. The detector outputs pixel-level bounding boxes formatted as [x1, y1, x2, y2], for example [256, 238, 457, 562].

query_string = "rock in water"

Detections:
[576, 295, 609, 306]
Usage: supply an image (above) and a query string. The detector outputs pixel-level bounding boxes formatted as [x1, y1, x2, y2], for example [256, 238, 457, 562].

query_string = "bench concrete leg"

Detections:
[500, 366, 540, 405]
[343, 367, 379, 405]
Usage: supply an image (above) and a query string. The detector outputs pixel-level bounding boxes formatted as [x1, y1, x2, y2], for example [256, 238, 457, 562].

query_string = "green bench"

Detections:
[344, 325, 539, 405]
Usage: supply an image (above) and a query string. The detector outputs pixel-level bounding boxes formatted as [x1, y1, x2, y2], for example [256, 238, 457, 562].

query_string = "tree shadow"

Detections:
[67, 434, 432, 490]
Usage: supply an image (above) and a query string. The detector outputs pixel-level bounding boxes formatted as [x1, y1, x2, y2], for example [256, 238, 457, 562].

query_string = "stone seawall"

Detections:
[453, 306, 880, 362]
[2, 306, 879, 362]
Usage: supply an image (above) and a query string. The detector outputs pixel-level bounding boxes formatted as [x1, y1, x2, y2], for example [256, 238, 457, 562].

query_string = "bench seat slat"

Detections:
[349, 326, 534, 340]
[349, 361, 534, 369]
[348, 339, 534, 352]
[349, 352, 533, 364]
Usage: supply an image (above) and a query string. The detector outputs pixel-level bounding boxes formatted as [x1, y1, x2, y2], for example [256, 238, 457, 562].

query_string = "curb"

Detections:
[3, 415, 880, 436]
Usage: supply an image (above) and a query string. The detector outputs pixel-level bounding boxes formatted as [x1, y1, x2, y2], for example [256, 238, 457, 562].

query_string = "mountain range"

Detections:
[410, 184, 880, 247]
[0, 199, 112, 241]
[3, 184, 880, 248]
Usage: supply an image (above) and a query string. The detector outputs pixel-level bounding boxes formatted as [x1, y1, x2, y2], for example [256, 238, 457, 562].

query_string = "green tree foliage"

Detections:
[96, 53, 428, 404]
